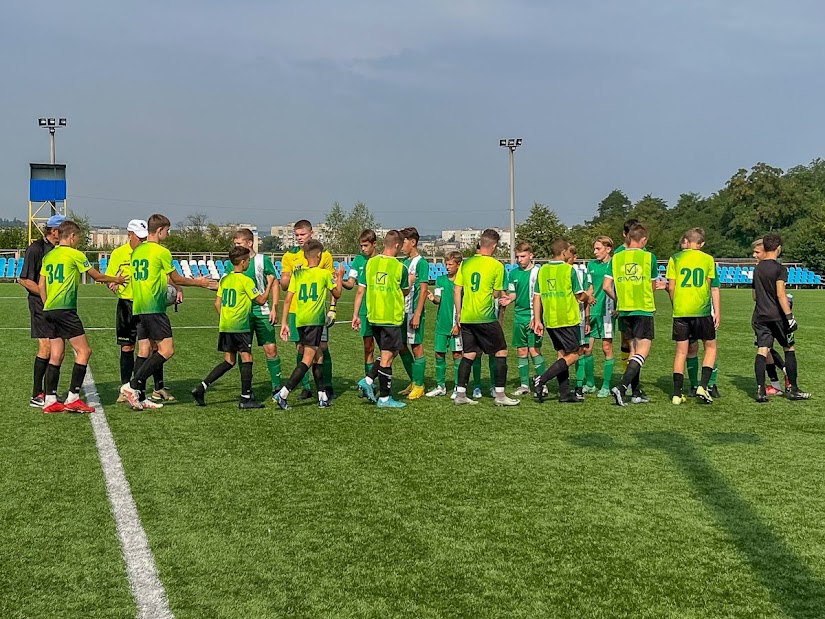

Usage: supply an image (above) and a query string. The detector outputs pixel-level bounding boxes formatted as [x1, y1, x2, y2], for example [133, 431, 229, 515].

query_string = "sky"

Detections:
[1, 0, 824, 234]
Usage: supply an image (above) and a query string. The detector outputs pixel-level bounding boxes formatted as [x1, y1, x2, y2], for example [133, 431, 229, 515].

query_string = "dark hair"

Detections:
[623, 218, 639, 235]
[58, 220, 81, 240]
[303, 239, 324, 257]
[359, 229, 377, 244]
[401, 227, 420, 244]
[763, 233, 782, 252]
[229, 246, 251, 265]
[234, 228, 254, 242]
[293, 219, 312, 231]
[627, 223, 648, 242]
[479, 228, 500, 248]
[550, 238, 569, 257]
[147, 214, 171, 233]
[384, 229, 402, 247]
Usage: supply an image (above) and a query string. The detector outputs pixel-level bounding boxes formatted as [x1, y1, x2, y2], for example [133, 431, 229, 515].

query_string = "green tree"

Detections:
[259, 235, 282, 253]
[587, 189, 632, 226]
[68, 210, 93, 251]
[323, 201, 380, 254]
[515, 203, 568, 258]
[0, 226, 27, 249]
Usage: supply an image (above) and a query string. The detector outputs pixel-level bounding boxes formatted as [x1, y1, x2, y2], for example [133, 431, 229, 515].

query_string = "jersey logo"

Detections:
[546, 278, 557, 291]
[376, 272, 388, 284]
[624, 263, 639, 277]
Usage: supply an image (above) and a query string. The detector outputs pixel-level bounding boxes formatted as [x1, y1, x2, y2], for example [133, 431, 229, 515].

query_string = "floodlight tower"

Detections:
[39, 117, 67, 166]
[29, 118, 68, 242]
[499, 138, 522, 264]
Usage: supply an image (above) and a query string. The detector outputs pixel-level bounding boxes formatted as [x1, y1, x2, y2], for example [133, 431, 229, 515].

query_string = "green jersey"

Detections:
[40, 246, 91, 311]
[131, 241, 175, 315]
[106, 242, 136, 300]
[606, 248, 658, 316]
[243, 253, 277, 316]
[507, 265, 540, 323]
[666, 249, 718, 318]
[433, 274, 458, 336]
[455, 255, 505, 324]
[288, 266, 336, 327]
[403, 254, 430, 316]
[358, 255, 409, 327]
[586, 259, 614, 317]
[218, 272, 261, 332]
[348, 253, 371, 319]
[534, 261, 583, 328]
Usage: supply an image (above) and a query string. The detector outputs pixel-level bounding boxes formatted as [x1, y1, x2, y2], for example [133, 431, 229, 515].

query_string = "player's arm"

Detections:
[530, 293, 544, 336]
[351, 284, 365, 330]
[711, 284, 721, 329]
[169, 270, 212, 289]
[87, 266, 125, 285]
[167, 274, 184, 303]
[215, 294, 222, 314]
[776, 279, 797, 331]
[603, 275, 616, 301]
[429, 285, 441, 305]
[453, 283, 463, 327]
[666, 279, 676, 303]
[19, 246, 42, 295]
[332, 266, 344, 300]
[19, 277, 40, 295]
[343, 261, 359, 291]
[38, 274, 47, 304]
[279, 291, 294, 340]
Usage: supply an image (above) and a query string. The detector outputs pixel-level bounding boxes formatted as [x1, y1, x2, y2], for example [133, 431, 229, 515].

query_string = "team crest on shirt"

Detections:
[546, 278, 556, 291]
[620, 262, 644, 282]
[376, 272, 388, 284]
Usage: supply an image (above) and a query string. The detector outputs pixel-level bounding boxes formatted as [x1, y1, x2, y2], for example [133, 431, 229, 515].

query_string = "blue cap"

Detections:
[46, 214, 66, 228]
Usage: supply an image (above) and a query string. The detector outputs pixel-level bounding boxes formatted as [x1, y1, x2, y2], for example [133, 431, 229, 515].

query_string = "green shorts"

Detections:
[250, 312, 277, 346]
[360, 313, 373, 338]
[512, 320, 542, 349]
[404, 313, 425, 346]
[434, 332, 463, 354]
[589, 315, 616, 340]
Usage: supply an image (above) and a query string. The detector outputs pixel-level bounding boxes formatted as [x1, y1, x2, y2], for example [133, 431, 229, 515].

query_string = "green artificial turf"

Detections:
[1, 283, 824, 618]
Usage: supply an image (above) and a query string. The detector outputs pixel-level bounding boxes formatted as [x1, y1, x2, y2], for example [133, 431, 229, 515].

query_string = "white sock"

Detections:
[378, 395, 389, 402]
[457, 386, 466, 394]
[66, 392, 79, 404]
[45, 394, 57, 405]
[495, 387, 505, 394]
[365, 376, 374, 385]
[279, 386, 289, 399]
[770, 380, 782, 389]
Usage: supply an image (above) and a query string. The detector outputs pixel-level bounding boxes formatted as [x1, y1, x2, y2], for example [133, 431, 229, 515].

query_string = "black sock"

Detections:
[755, 354, 767, 393]
[631, 373, 640, 394]
[119, 351, 135, 386]
[770, 348, 785, 370]
[240, 362, 253, 397]
[494, 356, 508, 389]
[557, 366, 571, 396]
[45, 363, 61, 396]
[368, 360, 381, 381]
[700, 366, 712, 389]
[133, 356, 147, 381]
[33, 356, 49, 398]
[204, 360, 235, 387]
[673, 372, 684, 396]
[620, 359, 643, 391]
[378, 364, 392, 398]
[457, 356, 474, 389]
[538, 358, 568, 386]
[69, 363, 87, 395]
[285, 362, 310, 392]
[766, 362, 779, 382]
[153, 365, 164, 391]
[784, 351, 798, 388]
[131, 352, 166, 393]
[312, 363, 325, 396]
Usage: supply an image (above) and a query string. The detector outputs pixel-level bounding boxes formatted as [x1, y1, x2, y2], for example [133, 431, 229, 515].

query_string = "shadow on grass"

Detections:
[569, 431, 825, 618]
[729, 374, 756, 398]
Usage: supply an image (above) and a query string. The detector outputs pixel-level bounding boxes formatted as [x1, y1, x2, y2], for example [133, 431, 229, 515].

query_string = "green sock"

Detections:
[400, 351, 414, 381]
[266, 356, 281, 391]
[518, 357, 529, 386]
[472, 356, 482, 389]
[575, 358, 585, 387]
[454, 359, 460, 389]
[435, 356, 446, 387]
[602, 358, 614, 390]
[488, 355, 496, 388]
[322, 348, 333, 389]
[709, 360, 718, 388]
[298, 351, 311, 390]
[532, 354, 545, 376]
[583, 354, 595, 387]
[412, 356, 426, 386]
[687, 357, 699, 388]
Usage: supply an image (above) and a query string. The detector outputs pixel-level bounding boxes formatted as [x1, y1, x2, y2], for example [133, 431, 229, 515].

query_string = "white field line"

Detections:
[0, 321, 354, 331]
[83, 367, 175, 619]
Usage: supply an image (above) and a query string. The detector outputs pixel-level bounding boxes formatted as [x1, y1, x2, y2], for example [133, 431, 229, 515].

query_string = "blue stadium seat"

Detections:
[14, 259, 23, 278]
[436, 263, 447, 276]
[214, 260, 224, 276]
[6, 258, 16, 278]
[172, 259, 184, 276]
[788, 267, 799, 285]
[0, 258, 5, 278]
[99, 257, 108, 273]
[505, 263, 516, 274]
[428, 262, 438, 281]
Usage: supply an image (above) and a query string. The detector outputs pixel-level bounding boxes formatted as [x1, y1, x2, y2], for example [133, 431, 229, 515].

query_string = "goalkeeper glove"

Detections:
[326, 304, 337, 327]
[786, 313, 798, 332]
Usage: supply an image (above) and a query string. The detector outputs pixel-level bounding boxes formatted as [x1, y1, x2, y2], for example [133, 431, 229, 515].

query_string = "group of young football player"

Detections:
[20, 213, 810, 413]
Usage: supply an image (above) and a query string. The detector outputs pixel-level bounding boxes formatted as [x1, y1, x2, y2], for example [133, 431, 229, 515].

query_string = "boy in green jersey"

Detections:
[275, 240, 344, 409]
[666, 228, 720, 405]
[426, 251, 463, 397]
[585, 236, 616, 397]
[120, 214, 213, 411]
[567, 245, 592, 401]
[38, 220, 125, 413]
[453, 229, 519, 407]
[192, 246, 272, 409]
[352, 230, 411, 408]
[233, 228, 282, 400]
[397, 227, 430, 399]
[504, 243, 545, 396]
[343, 229, 379, 377]
[531, 239, 590, 403]
[603, 223, 659, 406]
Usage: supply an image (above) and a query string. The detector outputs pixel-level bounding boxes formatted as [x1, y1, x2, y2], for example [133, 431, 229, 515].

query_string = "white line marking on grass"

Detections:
[0, 321, 354, 331]
[83, 367, 175, 619]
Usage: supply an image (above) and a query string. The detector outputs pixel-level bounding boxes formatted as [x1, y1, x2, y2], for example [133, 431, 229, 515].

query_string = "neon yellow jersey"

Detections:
[281, 247, 334, 314]
[288, 266, 336, 327]
[40, 246, 91, 311]
[358, 255, 409, 327]
[666, 249, 718, 318]
[606, 248, 657, 316]
[534, 261, 583, 328]
[455, 255, 505, 324]
[218, 272, 261, 332]
[131, 241, 175, 315]
[106, 242, 136, 300]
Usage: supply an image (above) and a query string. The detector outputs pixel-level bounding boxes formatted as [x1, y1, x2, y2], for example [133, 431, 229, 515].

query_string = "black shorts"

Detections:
[136, 313, 173, 341]
[372, 325, 404, 353]
[672, 316, 715, 342]
[218, 332, 252, 353]
[298, 325, 325, 347]
[28, 295, 56, 339]
[548, 326, 582, 353]
[44, 309, 85, 340]
[621, 315, 655, 341]
[753, 320, 794, 349]
[116, 299, 140, 346]
[461, 322, 507, 355]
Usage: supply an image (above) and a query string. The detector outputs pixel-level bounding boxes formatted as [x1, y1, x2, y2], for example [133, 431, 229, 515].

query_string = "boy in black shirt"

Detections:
[752, 234, 810, 402]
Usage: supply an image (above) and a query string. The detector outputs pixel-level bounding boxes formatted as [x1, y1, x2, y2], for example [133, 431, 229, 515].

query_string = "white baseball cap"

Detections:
[127, 219, 149, 238]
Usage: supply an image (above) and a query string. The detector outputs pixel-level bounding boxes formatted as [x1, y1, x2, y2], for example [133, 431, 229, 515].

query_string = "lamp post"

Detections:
[38, 118, 67, 214]
[499, 138, 522, 264]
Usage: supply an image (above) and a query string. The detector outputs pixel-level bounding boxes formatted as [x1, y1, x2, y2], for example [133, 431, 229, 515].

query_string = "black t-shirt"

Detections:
[20, 239, 54, 296]
[752, 259, 787, 321]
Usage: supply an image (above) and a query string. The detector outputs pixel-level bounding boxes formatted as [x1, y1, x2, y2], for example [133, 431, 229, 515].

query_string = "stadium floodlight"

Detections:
[37, 117, 67, 164]
[499, 137, 523, 264]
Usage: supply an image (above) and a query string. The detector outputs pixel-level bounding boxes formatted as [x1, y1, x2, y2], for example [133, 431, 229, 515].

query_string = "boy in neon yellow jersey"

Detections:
[531, 239, 590, 403]
[567, 244, 592, 401]
[666, 228, 720, 405]
[343, 229, 379, 377]
[39, 220, 125, 413]
[585, 236, 616, 397]
[352, 230, 411, 408]
[397, 227, 430, 399]
[192, 246, 272, 409]
[426, 251, 463, 398]
[275, 240, 344, 408]
[603, 223, 659, 406]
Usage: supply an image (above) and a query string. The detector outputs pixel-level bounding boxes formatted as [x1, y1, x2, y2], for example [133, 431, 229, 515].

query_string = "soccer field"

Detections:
[1, 283, 824, 618]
